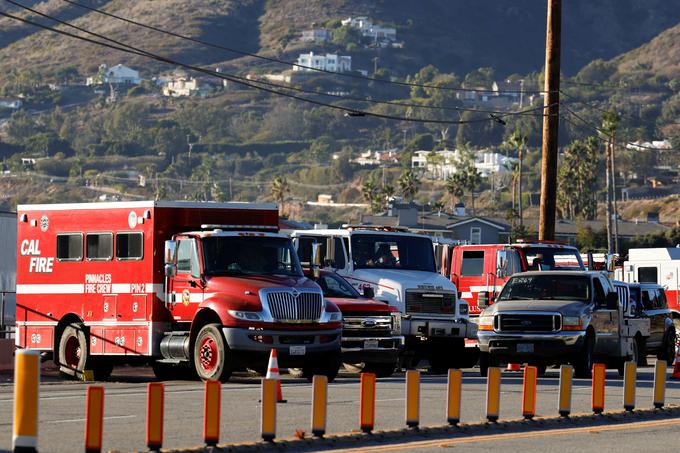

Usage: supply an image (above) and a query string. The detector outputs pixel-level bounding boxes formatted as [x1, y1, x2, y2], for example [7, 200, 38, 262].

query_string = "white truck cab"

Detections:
[291, 227, 476, 371]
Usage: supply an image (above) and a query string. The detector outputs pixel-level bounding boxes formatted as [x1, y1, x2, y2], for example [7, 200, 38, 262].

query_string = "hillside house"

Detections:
[353, 148, 400, 166]
[341, 16, 397, 42]
[0, 98, 23, 109]
[294, 52, 352, 73]
[412, 149, 516, 179]
[161, 76, 214, 97]
[301, 28, 331, 43]
[86, 64, 141, 86]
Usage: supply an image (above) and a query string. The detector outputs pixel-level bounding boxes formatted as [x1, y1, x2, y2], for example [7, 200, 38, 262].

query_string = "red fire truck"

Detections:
[15, 201, 342, 381]
[445, 241, 586, 315]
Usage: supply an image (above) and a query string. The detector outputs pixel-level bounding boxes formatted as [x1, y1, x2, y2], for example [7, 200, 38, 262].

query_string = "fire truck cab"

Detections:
[449, 241, 585, 315]
[15, 201, 342, 382]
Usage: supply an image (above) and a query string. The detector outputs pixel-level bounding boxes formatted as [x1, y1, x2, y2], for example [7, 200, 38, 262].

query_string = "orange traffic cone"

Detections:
[671, 346, 680, 380]
[507, 363, 521, 372]
[266, 349, 287, 403]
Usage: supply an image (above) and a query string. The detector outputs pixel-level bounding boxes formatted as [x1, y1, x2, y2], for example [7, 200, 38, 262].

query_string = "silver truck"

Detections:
[477, 271, 650, 378]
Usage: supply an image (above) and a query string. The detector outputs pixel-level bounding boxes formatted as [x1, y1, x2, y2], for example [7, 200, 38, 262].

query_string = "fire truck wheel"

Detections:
[302, 351, 341, 383]
[193, 324, 232, 382]
[58, 324, 88, 379]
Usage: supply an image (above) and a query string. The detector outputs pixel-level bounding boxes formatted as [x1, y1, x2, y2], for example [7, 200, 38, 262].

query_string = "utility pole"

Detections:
[538, 0, 562, 241]
[611, 133, 619, 254]
[605, 138, 613, 253]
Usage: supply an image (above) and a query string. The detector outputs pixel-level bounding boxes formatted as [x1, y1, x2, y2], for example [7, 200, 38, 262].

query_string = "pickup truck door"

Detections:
[591, 276, 620, 356]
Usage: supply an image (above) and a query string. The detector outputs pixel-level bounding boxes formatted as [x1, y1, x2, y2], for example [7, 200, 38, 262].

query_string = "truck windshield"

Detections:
[522, 247, 584, 271]
[202, 236, 303, 277]
[351, 233, 436, 272]
[497, 275, 591, 302]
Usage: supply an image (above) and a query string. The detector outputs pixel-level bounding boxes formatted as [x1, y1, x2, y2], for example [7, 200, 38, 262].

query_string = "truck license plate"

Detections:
[364, 339, 379, 349]
[517, 343, 534, 353]
[290, 346, 306, 356]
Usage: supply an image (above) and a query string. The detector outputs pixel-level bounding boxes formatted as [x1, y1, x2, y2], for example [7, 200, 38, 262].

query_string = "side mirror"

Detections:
[324, 237, 336, 269]
[606, 292, 619, 310]
[164, 240, 176, 265]
[496, 250, 508, 279]
[164, 264, 177, 278]
[363, 287, 375, 298]
[311, 243, 322, 280]
[478, 291, 489, 308]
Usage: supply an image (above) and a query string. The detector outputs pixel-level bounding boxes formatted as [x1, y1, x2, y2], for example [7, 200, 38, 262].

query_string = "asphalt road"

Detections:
[0, 363, 679, 453]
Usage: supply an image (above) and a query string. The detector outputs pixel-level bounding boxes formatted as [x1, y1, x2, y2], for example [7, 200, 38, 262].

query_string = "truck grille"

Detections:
[405, 290, 456, 314]
[343, 316, 392, 337]
[496, 313, 561, 332]
[264, 290, 323, 322]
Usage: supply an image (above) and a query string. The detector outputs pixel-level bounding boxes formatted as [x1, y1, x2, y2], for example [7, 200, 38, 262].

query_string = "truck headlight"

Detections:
[458, 302, 469, 316]
[478, 315, 494, 331]
[320, 311, 342, 323]
[562, 316, 583, 331]
[228, 310, 264, 321]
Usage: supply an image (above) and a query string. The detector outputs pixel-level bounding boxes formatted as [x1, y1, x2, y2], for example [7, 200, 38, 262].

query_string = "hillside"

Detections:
[1, 0, 680, 78]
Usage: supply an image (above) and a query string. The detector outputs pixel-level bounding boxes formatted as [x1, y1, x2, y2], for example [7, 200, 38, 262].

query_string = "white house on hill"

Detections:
[294, 52, 352, 73]
[87, 64, 141, 86]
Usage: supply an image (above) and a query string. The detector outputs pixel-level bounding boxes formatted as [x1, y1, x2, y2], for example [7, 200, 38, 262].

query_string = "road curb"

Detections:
[130, 405, 680, 452]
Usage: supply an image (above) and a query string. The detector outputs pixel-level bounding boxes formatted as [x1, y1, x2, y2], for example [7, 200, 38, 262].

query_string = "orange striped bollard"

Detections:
[653, 359, 667, 409]
[13, 349, 40, 453]
[486, 367, 501, 422]
[592, 363, 606, 414]
[447, 369, 462, 425]
[261, 378, 277, 442]
[359, 372, 376, 433]
[405, 370, 420, 428]
[146, 383, 164, 451]
[623, 361, 636, 412]
[203, 380, 221, 446]
[84, 386, 105, 453]
[311, 375, 328, 437]
[521, 365, 538, 419]
[558, 365, 573, 417]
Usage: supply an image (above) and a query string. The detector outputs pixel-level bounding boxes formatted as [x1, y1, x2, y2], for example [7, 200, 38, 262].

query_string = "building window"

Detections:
[86, 233, 113, 261]
[56, 233, 83, 261]
[116, 232, 143, 260]
[470, 227, 482, 245]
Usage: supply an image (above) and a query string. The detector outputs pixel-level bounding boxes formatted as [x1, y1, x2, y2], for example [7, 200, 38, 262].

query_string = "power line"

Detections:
[57, 0, 554, 95]
[0, 8, 508, 126]
[4, 0, 552, 119]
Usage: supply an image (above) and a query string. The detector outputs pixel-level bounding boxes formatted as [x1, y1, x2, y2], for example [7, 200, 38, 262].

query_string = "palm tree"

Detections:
[505, 130, 528, 227]
[397, 170, 420, 202]
[271, 176, 289, 215]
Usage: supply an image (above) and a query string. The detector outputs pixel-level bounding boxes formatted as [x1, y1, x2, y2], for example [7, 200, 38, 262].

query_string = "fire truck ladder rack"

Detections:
[200, 224, 279, 232]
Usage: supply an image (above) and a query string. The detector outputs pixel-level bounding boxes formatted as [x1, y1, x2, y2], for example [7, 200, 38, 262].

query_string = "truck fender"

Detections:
[188, 307, 223, 352]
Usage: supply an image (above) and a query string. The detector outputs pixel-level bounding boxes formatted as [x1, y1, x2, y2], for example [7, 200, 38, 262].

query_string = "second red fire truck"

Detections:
[15, 201, 342, 381]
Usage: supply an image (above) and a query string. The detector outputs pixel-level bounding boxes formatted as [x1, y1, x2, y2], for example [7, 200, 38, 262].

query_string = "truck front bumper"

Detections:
[477, 330, 586, 359]
[222, 326, 341, 367]
[402, 316, 476, 339]
[341, 335, 404, 364]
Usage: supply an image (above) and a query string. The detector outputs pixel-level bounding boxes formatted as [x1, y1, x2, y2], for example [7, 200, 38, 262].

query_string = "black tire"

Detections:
[58, 324, 88, 379]
[302, 351, 341, 383]
[362, 362, 397, 378]
[427, 339, 466, 374]
[573, 332, 595, 379]
[193, 324, 232, 382]
[657, 328, 676, 366]
[460, 348, 481, 369]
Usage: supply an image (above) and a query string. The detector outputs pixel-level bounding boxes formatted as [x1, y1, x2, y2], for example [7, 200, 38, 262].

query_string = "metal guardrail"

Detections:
[0, 291, 16, 339]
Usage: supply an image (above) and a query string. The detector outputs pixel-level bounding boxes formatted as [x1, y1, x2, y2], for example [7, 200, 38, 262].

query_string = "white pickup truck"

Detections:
[291, 227, 476, 372]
